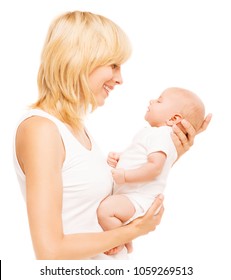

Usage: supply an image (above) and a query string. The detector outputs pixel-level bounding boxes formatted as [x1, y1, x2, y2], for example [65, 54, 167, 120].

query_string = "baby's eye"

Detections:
[157, 96, 163, 103]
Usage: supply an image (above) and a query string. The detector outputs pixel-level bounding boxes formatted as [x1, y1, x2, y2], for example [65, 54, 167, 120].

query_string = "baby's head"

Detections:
[145, 87, 205, 132]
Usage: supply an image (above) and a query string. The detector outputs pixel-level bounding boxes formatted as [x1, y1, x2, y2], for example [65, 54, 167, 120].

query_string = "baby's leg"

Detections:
[97, 194, 135, 254]
[97, 194, 136, 231]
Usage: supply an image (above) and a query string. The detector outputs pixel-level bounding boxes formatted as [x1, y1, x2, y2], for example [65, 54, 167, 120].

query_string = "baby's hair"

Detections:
[171, 87, 205, 132]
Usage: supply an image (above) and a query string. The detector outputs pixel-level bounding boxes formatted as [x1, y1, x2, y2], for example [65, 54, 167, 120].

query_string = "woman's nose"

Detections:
[113, 68, 123, 85]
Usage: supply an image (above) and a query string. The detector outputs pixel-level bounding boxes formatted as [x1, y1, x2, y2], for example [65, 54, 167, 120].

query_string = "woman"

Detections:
[13, 11, 211, 260]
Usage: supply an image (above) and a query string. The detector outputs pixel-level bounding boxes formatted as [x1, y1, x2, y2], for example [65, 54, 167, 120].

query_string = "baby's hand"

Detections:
[107, 152, 120, 168]
[111, 168, 125, 185]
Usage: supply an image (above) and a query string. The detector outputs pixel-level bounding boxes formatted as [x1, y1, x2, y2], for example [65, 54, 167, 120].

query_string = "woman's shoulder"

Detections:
[16, 108, 65, 135]
[16, 114, 65, 171]
[17, 114, 59, 137]
[16, 112, 64, 154]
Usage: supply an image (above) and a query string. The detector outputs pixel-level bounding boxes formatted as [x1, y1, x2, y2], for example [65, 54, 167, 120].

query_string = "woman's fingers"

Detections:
[171, 113, 212, 160]
[172, 124, 191, 152]
[131, 194, 164, 235]
[197, 113, 212, 134]
[181, 119, 196, 146]
[146, 194, 164, 217]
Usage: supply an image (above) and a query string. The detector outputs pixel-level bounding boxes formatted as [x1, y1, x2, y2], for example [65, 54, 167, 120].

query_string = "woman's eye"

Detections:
[111, 64, 118, 69]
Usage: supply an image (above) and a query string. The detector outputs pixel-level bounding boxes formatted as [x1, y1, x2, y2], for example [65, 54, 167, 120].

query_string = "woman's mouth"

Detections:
[103, 85, 113, 95]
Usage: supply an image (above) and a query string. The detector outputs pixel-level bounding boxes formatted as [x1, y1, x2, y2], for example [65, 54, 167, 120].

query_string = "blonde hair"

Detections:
[32, 11, 132, 130]
[171, 87, 205, 132]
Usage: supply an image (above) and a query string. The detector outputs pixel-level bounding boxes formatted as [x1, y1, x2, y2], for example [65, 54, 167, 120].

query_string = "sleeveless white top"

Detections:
[13, 109, 128, 260]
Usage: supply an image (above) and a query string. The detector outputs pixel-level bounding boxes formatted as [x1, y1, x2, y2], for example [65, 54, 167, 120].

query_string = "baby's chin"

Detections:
[144, 116, 152, 126]
[144, 113, 152, 122]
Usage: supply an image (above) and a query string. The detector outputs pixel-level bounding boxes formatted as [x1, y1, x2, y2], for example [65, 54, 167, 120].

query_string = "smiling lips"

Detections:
[103, 84, 113, 97]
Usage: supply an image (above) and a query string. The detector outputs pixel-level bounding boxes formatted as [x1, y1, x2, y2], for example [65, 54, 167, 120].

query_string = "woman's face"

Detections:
[88, 65, 123, 106]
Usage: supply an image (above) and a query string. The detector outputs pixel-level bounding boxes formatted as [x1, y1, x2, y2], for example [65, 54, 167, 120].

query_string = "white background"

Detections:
[0, 0, 230, 279]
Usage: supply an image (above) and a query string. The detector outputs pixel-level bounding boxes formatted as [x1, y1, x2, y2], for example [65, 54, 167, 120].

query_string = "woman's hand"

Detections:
[171, 113, 212, 158]
[131, 194, 164, 236]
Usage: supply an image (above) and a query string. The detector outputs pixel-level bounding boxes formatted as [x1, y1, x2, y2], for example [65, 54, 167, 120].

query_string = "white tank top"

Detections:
[13, 109, 128, 260]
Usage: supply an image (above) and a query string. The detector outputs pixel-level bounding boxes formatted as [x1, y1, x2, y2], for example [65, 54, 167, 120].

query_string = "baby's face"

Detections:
[144, 89, 184, 127]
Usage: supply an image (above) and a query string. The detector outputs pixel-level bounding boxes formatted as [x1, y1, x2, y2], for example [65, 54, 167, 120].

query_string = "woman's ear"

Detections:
[166, 114, 183, 126]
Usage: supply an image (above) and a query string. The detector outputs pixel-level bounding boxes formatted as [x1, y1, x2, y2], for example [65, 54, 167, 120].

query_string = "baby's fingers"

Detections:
[107, 159, 118, 168]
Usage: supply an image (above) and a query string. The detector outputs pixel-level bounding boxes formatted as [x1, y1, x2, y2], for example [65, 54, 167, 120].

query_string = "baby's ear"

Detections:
[166, 114, 183, 126]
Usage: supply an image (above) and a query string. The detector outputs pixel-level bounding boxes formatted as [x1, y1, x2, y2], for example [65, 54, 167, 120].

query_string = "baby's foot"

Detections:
[125, 242, 133, 253]
[104, 245, 124, 255]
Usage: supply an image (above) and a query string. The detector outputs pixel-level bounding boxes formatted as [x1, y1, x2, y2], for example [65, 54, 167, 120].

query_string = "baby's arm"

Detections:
[112, 151, 167, 185]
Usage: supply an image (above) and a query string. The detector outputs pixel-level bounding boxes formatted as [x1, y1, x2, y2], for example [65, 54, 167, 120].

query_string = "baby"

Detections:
[97, 87, 205, 254]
